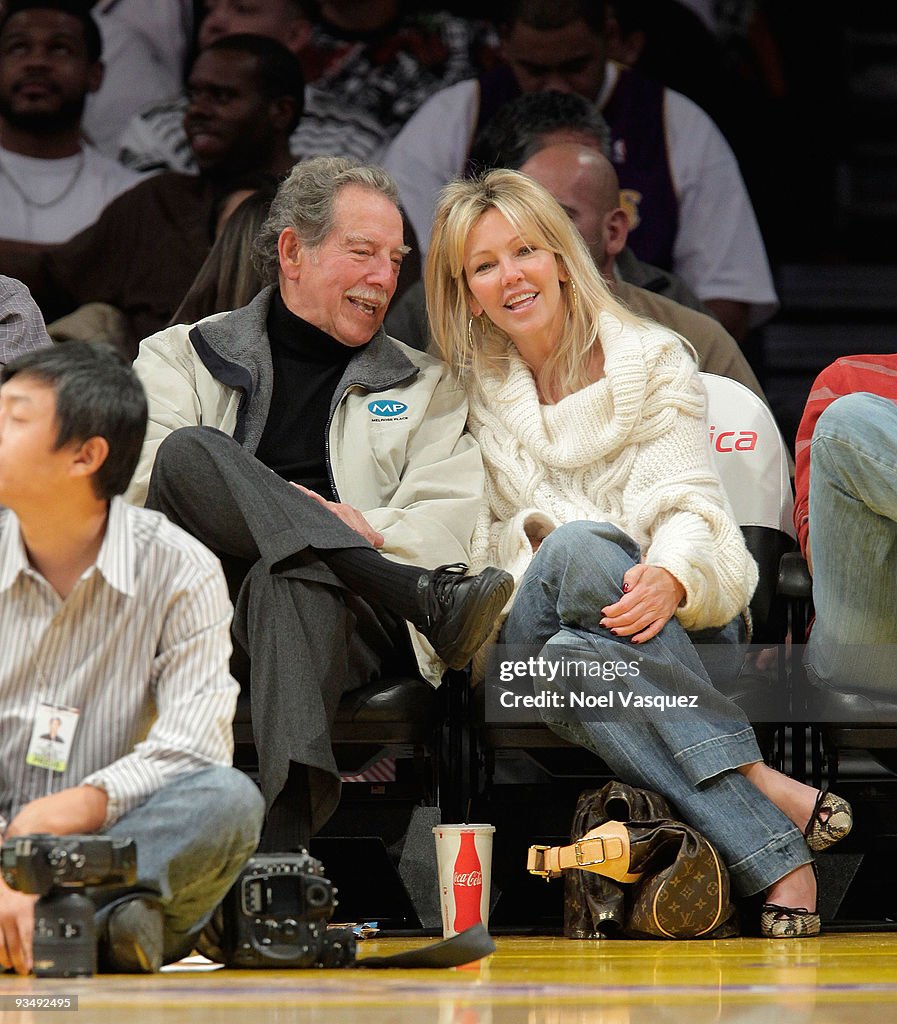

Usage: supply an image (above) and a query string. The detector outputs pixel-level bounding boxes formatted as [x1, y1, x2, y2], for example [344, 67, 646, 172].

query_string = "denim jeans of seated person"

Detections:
[805, 392, 897, 697]
[98, 765, 264, 963]
[498, 520, 810, 897]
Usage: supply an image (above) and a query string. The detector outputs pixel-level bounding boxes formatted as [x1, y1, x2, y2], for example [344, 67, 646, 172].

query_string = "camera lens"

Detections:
[305, 881, 329, 908]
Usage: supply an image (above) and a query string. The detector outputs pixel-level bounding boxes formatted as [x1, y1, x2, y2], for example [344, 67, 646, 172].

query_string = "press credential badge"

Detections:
[26, 702, 80, 773]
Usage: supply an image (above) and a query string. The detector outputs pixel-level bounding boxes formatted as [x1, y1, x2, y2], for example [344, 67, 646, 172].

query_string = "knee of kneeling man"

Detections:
[205, 767, 265, 830]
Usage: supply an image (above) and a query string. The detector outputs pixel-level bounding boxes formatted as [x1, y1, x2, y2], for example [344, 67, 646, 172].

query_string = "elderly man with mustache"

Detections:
[127, 155, 509, 851]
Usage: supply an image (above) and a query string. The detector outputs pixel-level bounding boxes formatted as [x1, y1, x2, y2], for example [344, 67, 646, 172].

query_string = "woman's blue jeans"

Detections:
[498, 521, 810, 897]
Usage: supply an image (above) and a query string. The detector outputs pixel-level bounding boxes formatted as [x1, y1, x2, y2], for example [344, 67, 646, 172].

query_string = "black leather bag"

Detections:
[564, 781, 740, 939]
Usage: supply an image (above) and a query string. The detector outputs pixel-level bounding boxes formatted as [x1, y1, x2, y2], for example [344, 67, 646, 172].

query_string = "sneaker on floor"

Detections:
[101, 896, 164, 973]
[417, 563, 514, 670]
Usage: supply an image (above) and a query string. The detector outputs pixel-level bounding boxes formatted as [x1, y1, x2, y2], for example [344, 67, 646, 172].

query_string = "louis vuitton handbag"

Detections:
[527, 780, 740, 939]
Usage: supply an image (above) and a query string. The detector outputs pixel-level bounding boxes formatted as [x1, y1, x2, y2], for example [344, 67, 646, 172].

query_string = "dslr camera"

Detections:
[213, 850, 355, 968]
[1, 834, 137, 977]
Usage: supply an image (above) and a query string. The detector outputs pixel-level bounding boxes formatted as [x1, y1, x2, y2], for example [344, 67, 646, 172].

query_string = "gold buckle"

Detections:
[574, 836, 607, 868]
[526, 844, 553, 880]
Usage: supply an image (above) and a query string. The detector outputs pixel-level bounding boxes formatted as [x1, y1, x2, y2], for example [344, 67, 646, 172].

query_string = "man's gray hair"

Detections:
[251, 156, 401, 280]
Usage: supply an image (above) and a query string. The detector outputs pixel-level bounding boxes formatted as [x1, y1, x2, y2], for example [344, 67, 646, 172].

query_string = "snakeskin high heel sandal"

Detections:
[760, 904, 821, 938]
[805, 790, 853, 852]
[760, 861, 821, 937]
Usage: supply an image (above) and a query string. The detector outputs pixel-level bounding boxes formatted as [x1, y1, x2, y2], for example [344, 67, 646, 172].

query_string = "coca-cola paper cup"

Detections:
[432, 823, 495, 938]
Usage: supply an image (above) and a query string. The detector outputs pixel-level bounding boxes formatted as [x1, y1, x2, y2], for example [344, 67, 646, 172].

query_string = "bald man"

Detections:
[518, 142, 765, 401]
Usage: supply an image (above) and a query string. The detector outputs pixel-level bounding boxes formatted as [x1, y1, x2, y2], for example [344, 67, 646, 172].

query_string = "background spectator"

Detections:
[0, 0, 143, 249]
[119, 0, 386, 174]
[3, 33, 303, 354]
[300, 0, 497, 152]
[171, 184, 275, 325]
[382, 0, 776, 342]
[0, 274, 50, 366]
[467, 89, 705, 313]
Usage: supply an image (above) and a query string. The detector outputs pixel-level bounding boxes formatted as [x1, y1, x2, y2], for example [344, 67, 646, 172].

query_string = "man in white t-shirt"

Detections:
[382, 0, 777, 342]
[0, 1, 144, 250]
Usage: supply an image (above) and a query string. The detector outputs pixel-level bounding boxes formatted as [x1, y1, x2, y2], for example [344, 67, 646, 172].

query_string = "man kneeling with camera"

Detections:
[0, 342, 264, 974]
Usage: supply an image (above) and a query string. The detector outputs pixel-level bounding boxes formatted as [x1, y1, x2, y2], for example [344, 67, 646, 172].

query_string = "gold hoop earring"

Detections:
[568, 278, 578, 313]
[468, 316, 476, 349]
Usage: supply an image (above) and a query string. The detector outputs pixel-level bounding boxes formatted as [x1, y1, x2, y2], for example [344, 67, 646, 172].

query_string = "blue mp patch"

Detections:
[368, 400, 408, 417]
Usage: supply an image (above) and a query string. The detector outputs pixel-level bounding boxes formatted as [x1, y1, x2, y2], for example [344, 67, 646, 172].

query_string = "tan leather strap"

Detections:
[527, 835, 626, 878]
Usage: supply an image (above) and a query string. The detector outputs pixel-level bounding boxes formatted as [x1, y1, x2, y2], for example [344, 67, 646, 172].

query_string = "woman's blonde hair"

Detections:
[425, 168, 641, 401]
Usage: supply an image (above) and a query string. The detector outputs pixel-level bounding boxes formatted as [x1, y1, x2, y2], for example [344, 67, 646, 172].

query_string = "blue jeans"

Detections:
[806, 392, 897, 694]
[499, 521, 810, 897]
[102, 766, 264, 962]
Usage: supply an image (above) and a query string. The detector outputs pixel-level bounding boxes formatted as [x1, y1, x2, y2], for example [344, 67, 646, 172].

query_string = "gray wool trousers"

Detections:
[145, 426, 412, 835]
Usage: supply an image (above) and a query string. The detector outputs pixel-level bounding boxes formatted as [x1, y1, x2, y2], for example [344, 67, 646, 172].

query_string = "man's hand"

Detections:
[600, 564, 686, 644]
[291, 484, 385, 548]
[4, 785, 108, 840]
[0, 877, 37, 975]
[0, 785, 107, 975]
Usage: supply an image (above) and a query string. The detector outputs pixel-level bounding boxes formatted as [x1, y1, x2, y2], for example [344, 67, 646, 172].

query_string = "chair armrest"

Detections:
[778, 550, 812, 599]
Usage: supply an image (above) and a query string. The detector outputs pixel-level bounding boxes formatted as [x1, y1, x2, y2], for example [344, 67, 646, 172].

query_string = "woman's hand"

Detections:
[600, 565, 686, 644]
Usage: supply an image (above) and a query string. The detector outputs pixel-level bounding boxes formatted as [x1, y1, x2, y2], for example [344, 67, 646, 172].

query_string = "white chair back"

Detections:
[700, 372, 795, 538]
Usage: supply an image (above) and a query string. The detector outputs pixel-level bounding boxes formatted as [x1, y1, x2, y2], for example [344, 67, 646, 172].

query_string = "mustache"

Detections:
[346, 288, 388, 307]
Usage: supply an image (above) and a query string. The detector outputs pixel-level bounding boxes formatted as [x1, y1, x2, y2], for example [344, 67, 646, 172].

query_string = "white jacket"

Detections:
[127, 286, 486, 684]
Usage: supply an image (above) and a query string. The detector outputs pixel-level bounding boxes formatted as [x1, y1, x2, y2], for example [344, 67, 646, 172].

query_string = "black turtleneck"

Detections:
[254, 291, 364, 496]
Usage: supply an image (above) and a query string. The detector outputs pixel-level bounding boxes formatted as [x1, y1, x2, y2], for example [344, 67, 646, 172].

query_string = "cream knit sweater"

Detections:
[467, 312, 758, 632]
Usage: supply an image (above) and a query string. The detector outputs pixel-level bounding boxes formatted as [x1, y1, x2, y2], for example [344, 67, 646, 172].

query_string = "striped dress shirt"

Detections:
[0, 497, 238, 831]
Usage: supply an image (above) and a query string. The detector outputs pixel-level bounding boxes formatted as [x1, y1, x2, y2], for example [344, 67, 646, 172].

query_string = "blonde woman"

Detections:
[425, 169, 851, 937]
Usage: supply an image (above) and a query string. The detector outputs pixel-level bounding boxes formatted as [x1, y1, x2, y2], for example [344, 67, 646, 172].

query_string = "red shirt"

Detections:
[793, 354, 897, 556]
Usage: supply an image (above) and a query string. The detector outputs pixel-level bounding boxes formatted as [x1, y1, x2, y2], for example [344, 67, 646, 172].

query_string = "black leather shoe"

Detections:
[101, 896, 164, 973]
[418, 563, 514, 669]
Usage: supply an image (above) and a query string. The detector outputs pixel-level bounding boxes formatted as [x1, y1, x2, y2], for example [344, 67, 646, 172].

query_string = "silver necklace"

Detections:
[0, 148, 86, 209]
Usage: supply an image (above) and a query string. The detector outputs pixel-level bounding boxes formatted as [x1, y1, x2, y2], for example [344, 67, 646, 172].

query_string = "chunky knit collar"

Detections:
[468, 312, 692, 469]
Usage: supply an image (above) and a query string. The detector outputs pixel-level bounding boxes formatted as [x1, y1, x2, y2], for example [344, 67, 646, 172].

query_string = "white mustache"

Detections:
[346, 289, 387, 307]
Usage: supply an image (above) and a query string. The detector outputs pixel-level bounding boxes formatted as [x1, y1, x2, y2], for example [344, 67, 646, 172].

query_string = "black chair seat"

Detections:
[335, 675, 436, 726]
[233, 675, 439, 750]
[806, 683, 897, 726]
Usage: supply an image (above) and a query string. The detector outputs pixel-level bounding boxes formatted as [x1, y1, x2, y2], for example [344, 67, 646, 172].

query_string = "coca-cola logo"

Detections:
[453, 870, 483, 887]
